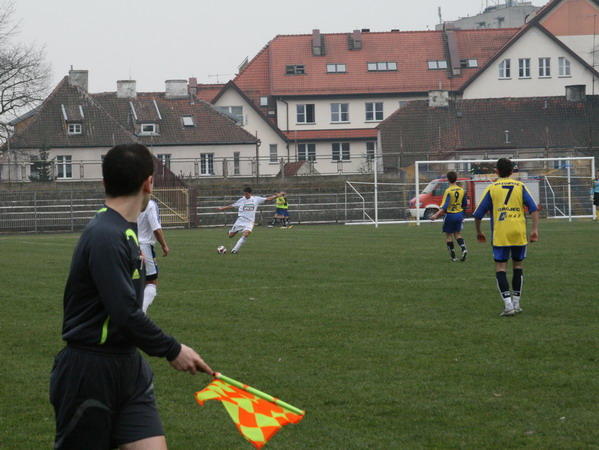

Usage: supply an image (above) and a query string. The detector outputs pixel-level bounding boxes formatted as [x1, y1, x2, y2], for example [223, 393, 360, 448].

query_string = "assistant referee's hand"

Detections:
[169, 344, 214, 375]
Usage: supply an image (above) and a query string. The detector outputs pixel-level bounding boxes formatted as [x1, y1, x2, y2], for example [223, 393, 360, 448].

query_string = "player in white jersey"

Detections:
[137, 199, 169, 312]
[216, 186, 285, 254]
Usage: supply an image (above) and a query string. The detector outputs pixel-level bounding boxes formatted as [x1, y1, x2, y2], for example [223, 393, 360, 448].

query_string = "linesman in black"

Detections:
[50, 144, 213, 450]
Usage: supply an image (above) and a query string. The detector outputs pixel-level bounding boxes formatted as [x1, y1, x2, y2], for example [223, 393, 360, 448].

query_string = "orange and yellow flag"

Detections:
[195, 373, 305, 449]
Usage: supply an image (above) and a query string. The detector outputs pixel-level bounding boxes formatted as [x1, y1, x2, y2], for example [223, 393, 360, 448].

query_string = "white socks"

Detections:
[233, 236, 247, 252]
[143, 284, 157, 313]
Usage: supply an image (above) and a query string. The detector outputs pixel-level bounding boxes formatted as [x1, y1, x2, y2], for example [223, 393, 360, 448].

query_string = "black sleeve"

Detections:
[90, 229, 181, 360]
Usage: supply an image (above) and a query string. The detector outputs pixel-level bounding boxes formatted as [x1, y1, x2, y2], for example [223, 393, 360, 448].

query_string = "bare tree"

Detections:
[0, 0, 51, 143]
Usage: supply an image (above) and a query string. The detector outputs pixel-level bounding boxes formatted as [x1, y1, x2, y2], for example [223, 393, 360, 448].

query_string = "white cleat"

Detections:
[500, 309, 516, 317]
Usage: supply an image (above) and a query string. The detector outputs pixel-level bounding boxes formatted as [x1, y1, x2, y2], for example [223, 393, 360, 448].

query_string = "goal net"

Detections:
[344, 157, 595, 226]
[412, 157, 596, 225]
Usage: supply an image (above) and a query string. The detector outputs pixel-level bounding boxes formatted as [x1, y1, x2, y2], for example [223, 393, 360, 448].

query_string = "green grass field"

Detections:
[1, 220, 598, 449]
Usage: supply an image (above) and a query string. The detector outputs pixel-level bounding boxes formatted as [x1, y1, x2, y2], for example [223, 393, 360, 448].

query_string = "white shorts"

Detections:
[229, 218, 254, 234]
[140, 243, 158, 277]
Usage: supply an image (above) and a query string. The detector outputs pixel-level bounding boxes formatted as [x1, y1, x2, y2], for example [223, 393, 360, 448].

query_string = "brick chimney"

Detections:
[165, 80, 188, 99]
[429, 90, 449, 108]
[117, 80, 137, 98]
[68, 70, 89, 92]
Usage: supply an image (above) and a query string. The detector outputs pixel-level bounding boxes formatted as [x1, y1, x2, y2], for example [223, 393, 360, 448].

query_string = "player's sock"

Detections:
[495, 271, 513, 310]
[512, 268, 523, 309]
[456, 238, 466, 252]
[233, 236, 247, 252]
[446, 241, 456, 260]
[142, 284, 157, 313]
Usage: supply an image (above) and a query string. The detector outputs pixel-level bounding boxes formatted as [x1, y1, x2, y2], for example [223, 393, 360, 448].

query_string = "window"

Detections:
[539, 57, 551, 77]
[140, 123, 158, 135]
[260, 96, 269, 106]
[331, 103, 349, 122]
[56, 155, 72, 179]
[298, 143, 316, 161]
[467, 59, 478, 68]
[297, 104, 315, 123]
[365, 102, 383, 121]
[270, 144, 278, 163]
[559, 57, 571, 77]
[332, 142, 350, 161]
[157, 154, 171, 169]
[200, 153, 214, 175]
[499, 59, 511, 78]
[326, 63, 346, 73]
[366, 142, 376, 160]
[518, 58, 531, 78]
[367, 61, 397, 71]
[67, 123, 82, 135]
[286, 65, 305, 74]
[218, 106, 243, 124]
[233, 152, 240, 175]
[182, 116, 194, 127]
[428, 60, 448, 70]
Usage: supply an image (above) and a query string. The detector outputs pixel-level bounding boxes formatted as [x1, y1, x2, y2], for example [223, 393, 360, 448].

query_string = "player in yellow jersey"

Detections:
[431, 171, 468, 261]
[473, 158, 539, 317]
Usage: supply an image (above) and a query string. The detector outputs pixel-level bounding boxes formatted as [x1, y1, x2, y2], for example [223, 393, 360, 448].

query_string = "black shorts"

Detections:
[49, 345, 164, 450]
[594, 192, 599, 207]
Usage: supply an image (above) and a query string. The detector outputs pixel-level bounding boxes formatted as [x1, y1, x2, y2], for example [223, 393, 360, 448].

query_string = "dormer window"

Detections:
[67, 123, 82, 135]
[182, 116, 194, 127]
[326, 64, 346, 73]
[367, 61, 397, 72]
[428, 60, 448, 70]
[286, 65, 305, 75]
[140, 123, 158, 135]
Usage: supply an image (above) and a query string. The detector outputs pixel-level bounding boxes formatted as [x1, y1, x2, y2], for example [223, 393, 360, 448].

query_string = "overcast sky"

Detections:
[13, 0, 544, 93]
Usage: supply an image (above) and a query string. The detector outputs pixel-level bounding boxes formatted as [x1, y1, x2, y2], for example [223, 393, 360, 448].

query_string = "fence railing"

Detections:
[0, 154, 384, 183]
[1, 175, 594, 233]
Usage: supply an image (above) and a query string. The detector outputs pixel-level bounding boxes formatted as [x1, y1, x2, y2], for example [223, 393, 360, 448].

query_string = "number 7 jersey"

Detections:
[473, 178, 538, 246]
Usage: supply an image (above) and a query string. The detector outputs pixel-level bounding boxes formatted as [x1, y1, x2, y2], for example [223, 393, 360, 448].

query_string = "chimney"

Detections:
[565, 85, 586, 102]
[117, 80, 137, 98]
[188, 77, 198, 96]
[312, 29, 324, 56]
[165, 79, 188, 99]
[428, 90, 449, 108]
[68, 70, 89, 92]
[445, 29, 461, 76]
[349, 29, 362, 50]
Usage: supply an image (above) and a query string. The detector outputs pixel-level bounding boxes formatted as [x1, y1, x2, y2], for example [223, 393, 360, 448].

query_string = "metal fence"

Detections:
[1, 173, 595, 233]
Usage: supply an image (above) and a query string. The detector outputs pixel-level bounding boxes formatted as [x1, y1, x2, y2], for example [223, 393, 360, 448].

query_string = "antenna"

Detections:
[438, 7, 442, 25]
[207, 74, 234, 83]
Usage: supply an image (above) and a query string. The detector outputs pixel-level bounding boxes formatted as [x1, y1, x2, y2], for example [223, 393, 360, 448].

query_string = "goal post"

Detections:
[413, 157, 596, 226]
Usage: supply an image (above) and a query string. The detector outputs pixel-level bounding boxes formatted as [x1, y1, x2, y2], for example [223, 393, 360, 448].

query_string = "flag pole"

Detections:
[215, 372, 305, 416]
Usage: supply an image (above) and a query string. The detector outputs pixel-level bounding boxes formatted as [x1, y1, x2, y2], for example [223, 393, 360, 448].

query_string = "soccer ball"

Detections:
[217, 245, 227, 254]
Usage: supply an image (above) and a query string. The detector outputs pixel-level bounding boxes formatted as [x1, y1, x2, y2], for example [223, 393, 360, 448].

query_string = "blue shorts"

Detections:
[493, 245, 527, 262]
[442, 212, 463, 234]
[276, 208, 289, 217]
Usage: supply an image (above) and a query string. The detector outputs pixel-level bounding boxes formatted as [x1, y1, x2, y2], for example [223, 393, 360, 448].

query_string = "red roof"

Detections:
[235, 29, 518, 99]
[283, 128, 377, 141]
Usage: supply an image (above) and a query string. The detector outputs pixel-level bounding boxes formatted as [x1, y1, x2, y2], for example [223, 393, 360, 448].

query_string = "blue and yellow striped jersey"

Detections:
[440, 185, 467, 214]
[473, 178, 538, 246]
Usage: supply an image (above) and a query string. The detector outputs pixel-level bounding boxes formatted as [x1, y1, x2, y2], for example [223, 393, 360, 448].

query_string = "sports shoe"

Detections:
[460, 250, 468, 262]
[513, 307, 523, 314]
[451, 258, 457, 262]
[231, 249, 238, 254]
[280, 226, 287, 229]
[287, 225, 293, 228]
[500, 308, 516, 317]
[267, 225, 274, 228]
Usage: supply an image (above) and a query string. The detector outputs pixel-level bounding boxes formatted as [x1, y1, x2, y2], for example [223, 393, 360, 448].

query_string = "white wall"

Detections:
[463, 27, 599, 99]
[276, 96, 416, 132]
[213, 89, 286, 176]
